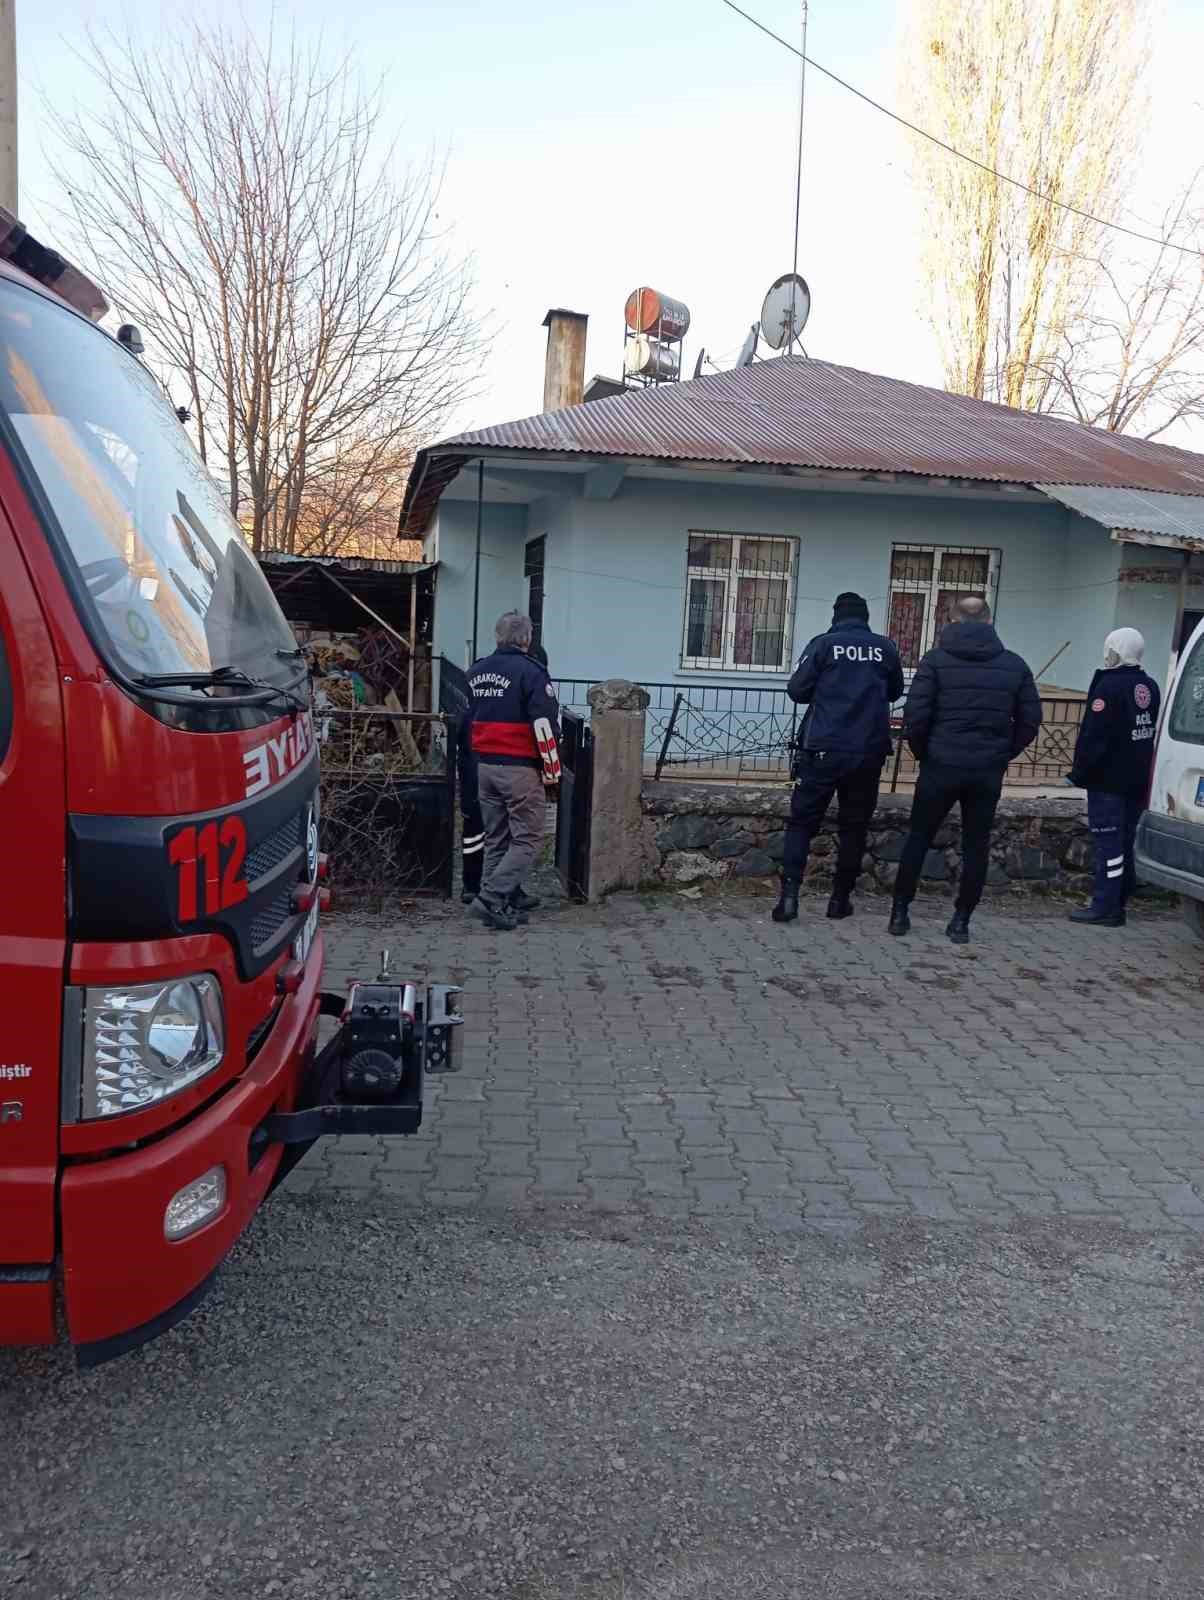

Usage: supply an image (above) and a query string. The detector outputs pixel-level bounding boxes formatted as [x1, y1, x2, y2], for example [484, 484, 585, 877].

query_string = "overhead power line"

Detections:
[719, 0, 1204, 262]
[473, 542, 1126, 606]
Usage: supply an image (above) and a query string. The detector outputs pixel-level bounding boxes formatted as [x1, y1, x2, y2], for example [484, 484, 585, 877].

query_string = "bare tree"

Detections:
[1034, 173, 1204, 439]
[903, 0, 1147, 411]
[46, 23, 485, 553]
[291, 433, 417, 560]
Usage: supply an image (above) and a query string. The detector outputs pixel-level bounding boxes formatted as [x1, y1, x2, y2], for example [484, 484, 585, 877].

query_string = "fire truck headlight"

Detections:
[76, 974, 225, 1120]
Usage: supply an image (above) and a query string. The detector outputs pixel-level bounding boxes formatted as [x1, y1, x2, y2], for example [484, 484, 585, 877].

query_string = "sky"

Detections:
[16, 0, 1204, 443]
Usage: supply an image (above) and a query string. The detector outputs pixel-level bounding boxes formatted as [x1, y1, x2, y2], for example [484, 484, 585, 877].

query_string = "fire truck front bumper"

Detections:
[62, 956, 461, 1367]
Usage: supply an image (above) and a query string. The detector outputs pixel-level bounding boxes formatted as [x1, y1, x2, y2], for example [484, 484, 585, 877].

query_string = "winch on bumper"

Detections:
[263, 958, 461, 1183]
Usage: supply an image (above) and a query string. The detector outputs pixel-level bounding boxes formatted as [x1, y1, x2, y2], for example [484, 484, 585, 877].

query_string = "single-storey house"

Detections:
[401, 311, 1204, 711]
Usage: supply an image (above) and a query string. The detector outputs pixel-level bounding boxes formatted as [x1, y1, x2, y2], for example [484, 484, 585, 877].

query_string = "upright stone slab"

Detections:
[585, 679, 652, 899]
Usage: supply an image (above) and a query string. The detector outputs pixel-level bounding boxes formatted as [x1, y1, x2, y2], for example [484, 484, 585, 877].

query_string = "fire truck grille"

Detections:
[250, 890, 293, 953]
[246, 813, 303, 884]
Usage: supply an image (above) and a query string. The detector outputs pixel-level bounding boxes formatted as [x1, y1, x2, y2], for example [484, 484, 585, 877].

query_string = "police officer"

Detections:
[1067, 627, 1161, 928]
[467, 612, 561, 931]
[772, 592, 904, 923]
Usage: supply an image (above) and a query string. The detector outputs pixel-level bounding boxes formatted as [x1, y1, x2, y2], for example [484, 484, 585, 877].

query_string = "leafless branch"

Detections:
[1034, 172, 1204, 437]
[43, 22, 489, 554]
[902, 0, 1149, 412]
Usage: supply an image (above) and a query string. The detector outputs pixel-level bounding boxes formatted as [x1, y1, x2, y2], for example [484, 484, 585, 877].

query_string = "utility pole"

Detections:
[0, 0, 15, 215]
[787, 0, 809, 355]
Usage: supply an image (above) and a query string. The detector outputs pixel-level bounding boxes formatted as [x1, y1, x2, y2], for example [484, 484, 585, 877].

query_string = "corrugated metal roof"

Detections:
[402, 356, 1204, 533]
[1036, 484, 1204, 543]
[260, 549, 427, 574]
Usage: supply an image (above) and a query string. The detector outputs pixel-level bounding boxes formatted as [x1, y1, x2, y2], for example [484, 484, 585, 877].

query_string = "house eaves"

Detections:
[1036, 484, 1204, 551]
[402, 355, 1204, 536]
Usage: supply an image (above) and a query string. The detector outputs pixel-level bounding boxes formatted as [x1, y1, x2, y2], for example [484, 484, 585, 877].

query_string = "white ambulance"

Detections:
[1136, 617, 1204, 936]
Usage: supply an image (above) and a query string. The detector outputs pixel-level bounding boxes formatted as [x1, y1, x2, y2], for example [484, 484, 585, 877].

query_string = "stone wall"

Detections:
[642, 782, 1095, 897]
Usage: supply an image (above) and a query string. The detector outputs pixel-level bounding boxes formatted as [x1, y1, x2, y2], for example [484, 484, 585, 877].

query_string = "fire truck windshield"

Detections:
[0, 276, 301, 703]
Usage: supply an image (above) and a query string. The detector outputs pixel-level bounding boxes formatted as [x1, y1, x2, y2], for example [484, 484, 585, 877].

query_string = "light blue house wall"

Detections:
[1113, 545, 1204, 691]
[427, 463, 1184, 695]
[1117, 546, 1179, 652]
[1051, 513, 1124, 690]
[428, 500, 529, 667]
[543, 479, 1072, 687]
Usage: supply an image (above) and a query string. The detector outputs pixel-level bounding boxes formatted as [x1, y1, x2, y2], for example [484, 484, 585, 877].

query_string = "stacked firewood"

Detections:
[303, 629, 423, 775]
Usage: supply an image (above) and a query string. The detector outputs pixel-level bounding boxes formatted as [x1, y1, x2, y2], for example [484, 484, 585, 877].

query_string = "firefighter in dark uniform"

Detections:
[1067, 627, 1161, 927]
[457, 642, 548, 907]
[467, 613, 561, 931]
[773, 592, 905, 923]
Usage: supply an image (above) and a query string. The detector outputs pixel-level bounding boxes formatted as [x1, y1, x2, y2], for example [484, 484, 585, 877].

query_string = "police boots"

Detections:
[1068, 905, 1125, 927]
[771, 880, 800, 923]
[827, 870, 855, 920]
[888, 897, 911, 936]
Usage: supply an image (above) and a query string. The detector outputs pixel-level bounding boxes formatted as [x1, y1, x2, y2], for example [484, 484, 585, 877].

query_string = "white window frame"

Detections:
[886, 542, 1001, 672]
[680, 531, 798, 673]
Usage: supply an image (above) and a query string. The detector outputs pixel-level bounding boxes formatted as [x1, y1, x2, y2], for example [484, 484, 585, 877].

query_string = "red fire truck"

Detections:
[0, 213, 458, 1365]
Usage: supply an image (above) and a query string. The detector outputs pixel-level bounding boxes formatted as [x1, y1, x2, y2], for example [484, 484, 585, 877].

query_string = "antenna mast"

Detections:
[788, 0, 809, 355]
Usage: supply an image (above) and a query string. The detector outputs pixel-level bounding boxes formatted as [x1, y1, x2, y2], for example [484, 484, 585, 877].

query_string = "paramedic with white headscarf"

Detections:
[1067, 628, 1161, 927]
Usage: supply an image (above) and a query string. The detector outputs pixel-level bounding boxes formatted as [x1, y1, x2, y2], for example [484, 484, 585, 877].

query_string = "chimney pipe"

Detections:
[542, 308, 588, 411]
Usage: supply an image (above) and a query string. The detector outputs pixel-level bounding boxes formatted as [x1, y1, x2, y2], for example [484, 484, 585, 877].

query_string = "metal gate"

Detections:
[555, 709, 593, 901]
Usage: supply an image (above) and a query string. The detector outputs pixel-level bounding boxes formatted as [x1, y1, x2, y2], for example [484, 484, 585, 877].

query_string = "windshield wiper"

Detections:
[133, 665, 308, 712]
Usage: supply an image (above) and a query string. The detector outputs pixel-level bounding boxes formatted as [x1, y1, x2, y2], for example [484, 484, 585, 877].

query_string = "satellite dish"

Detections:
[759, 272, 811, 351]
[692, 348, 707, 380]
[735, 323, 759, 368]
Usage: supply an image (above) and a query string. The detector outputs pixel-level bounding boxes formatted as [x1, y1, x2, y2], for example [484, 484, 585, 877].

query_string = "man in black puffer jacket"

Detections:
[890, 596, 1041, 944]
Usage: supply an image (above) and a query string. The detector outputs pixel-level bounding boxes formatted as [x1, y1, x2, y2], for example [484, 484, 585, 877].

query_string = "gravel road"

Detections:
[4, 1194, 1204, 1600]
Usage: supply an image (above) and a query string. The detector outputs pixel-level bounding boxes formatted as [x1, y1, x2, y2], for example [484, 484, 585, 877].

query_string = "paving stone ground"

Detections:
[10, 882, 1204, 1600]
[291, 885, 1204, 1234]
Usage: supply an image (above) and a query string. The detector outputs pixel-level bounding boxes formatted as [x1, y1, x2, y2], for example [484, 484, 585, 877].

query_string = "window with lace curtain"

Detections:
[887, 544, 1001, 671]
[681, 532, 797, 672]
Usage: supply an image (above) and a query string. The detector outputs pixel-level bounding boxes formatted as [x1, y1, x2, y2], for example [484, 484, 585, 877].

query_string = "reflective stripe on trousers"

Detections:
[1086, 789, 1141, 915]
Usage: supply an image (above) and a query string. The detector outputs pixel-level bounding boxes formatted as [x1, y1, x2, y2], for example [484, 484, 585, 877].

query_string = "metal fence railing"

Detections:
[555, 680, 800, 782]
[554, 679, 1086, 790]
[888, 695, 1085, 791]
